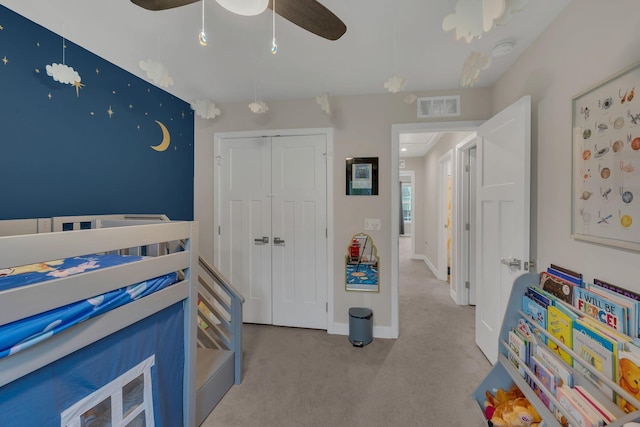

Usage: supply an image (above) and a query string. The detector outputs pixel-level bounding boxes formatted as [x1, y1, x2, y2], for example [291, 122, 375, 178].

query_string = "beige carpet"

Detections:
[204, 236, 492, 427]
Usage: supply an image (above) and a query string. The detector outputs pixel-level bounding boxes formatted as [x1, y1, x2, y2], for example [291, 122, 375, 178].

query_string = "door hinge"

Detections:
[465, 281, 470, 289]
[326, 228, 328, 238]
[465, 164, 470, 172]
[525, 260, 535, 271]
[465, 223, 470, 231]
[218, 226, 221, 235]
[326, 302, 328, 312]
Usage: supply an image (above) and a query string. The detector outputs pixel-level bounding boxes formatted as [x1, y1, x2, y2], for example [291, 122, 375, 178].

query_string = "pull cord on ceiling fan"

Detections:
[130, 0, 347, 41]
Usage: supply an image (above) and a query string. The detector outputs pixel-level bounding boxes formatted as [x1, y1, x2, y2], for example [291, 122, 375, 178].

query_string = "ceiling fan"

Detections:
[130, 0, 347, 41]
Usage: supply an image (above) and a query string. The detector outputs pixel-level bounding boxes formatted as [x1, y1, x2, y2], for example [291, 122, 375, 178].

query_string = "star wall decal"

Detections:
[73, 80, 85, 97]
[2, 56, 8, 65]
[107, 106, 114, 118]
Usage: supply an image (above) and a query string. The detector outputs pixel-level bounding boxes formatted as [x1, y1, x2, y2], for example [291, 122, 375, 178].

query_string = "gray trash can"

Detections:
[348, 307, 373, 347]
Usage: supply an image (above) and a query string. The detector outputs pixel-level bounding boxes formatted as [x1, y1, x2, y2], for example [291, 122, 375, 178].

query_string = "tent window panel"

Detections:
[81, 397, 112, 426]
[61, 355, 155, 427]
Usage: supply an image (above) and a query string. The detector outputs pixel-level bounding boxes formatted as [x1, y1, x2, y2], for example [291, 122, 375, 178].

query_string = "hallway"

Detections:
[205, 236, 491, 426]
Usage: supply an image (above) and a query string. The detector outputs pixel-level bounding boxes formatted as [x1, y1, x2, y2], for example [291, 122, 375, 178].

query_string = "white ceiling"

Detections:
[2, 0, 571, 105]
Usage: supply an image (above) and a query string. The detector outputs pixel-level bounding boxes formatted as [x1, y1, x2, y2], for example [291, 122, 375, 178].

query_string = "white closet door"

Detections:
[271, 135, 327, 329]
[218, 137, 272, 324]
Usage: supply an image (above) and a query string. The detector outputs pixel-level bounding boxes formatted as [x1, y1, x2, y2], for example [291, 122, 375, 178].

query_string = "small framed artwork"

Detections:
[571, 61, 640, 251]
[346, 157, 379, 195]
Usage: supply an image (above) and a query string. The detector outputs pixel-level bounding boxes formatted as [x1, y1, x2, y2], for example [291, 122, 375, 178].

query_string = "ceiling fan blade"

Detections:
[130, 0, 200, 11]
[269, 0, 346, 41]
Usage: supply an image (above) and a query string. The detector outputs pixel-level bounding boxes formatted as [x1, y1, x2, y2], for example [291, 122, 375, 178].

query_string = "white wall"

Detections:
[195, 89, 492, 335]
[421, 132, 469, 273]
[492, 0, 640, 289]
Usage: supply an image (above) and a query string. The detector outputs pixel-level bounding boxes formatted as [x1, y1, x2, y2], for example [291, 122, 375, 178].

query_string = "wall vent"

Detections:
[417, 95, 460, 118]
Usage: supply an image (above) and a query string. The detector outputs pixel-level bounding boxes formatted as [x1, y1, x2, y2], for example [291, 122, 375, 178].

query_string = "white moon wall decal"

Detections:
[150, 120, 171, 152]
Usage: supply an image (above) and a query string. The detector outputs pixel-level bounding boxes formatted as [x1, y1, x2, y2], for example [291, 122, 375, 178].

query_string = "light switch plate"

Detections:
[364, 218, 381, 231]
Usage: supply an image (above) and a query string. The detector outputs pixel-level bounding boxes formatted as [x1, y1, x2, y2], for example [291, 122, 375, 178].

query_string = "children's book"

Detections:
[527, 285, 553, 307]
[593, 278, 640, 302]
[551, 264, 583, 282]
[573, 385, 616, 424]
[573, 318, 617, 401]
[529, 369, 554, 410]
[548, 267, 583, 287]
[590, 278, 640, 340]
[536, 345, 574, 388]
[585, 282, 637, 339]
[547, 304, 575, 366]
[573, 286, 627, 334]
[556, 385, 603, 427]
[530, 354, 557, 396]
[523, 294, 548, 344]
[540, 271, 574, 305]
[617, 344, 640, 413]
[516, 318, 536, 346]
[508, 329, 529, 378]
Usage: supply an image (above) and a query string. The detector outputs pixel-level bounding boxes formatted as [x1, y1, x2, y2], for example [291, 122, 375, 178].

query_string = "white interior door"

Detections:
[218, 137, 272, 324]
[271, 135, 327, 329]
[216, 134, 328, 329]
[475, 96, 531, 363]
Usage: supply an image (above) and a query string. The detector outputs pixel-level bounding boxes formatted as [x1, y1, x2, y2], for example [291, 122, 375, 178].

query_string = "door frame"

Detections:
[391, 121, 482, 336]
[212, 128, 334, 329]
[453, 133, 479, 306]
[437, 150, 453, 282]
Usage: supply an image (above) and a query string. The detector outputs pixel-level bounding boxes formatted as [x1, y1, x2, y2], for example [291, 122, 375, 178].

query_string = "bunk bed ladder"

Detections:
[196, 256, 245, 425]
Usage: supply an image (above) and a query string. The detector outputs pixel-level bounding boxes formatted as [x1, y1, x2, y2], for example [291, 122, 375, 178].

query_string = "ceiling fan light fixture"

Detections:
[215, 0, 268, 16]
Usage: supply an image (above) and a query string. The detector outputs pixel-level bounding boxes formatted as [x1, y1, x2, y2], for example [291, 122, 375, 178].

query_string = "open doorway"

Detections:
[399, 170, 415, 240]
[390, 121, 482, 337]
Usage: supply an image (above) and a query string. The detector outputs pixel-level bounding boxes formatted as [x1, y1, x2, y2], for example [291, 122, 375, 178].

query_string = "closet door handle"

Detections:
[273, 237, 285, 246]
[254, 237, 269, 245]
[500, 258, 521, 269]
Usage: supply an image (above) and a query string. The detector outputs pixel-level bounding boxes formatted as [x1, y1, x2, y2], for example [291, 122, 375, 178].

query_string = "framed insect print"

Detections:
[571, 61, 640, 251]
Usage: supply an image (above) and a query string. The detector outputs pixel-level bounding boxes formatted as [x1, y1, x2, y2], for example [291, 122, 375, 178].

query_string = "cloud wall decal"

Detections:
[459, 51, 492, 87]
[139, 59, 174, 88]
[46, 63, 81, 84]
[249, 101, 269, 114]
[191, 99, 221, 119]
[443, 0, 528, 43]
[384, 75, 406, 93]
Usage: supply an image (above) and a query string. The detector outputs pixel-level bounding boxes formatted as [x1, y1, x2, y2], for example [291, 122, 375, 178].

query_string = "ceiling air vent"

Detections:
[417, 95, 460, 118]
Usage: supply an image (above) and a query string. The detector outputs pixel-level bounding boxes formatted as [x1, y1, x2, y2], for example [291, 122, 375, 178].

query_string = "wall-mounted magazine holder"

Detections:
[472, 273, 640, 427]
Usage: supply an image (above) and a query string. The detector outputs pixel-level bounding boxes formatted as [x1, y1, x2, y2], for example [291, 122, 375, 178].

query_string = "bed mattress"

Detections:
[0, 254, 177, 359]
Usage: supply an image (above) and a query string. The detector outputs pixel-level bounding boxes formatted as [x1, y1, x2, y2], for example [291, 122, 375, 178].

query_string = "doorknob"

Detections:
[273, 237, 285, 246]
[500, 258, 521, 269]
[254, 237, 269, 245]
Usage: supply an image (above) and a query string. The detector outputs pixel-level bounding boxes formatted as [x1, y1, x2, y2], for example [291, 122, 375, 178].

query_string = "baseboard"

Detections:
[329, 323, 396, 339]
[423, 256, 438, 277]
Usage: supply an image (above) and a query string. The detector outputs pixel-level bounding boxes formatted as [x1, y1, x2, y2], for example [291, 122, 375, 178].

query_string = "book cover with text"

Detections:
[548, 305, 574, 366]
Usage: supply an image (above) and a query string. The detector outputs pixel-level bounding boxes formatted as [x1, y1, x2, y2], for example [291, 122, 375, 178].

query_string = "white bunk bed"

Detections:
[0, 216, 199, 426]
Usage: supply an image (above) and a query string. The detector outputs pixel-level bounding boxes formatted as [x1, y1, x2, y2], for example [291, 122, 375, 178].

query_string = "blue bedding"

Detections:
[0, 254, 178, 359]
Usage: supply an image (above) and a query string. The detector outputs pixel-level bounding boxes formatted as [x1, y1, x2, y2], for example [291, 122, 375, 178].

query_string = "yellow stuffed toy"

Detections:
[485, 385, 541, 427]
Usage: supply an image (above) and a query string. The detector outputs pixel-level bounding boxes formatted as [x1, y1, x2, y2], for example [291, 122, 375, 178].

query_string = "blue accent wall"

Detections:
[0, 6, 194, 220]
